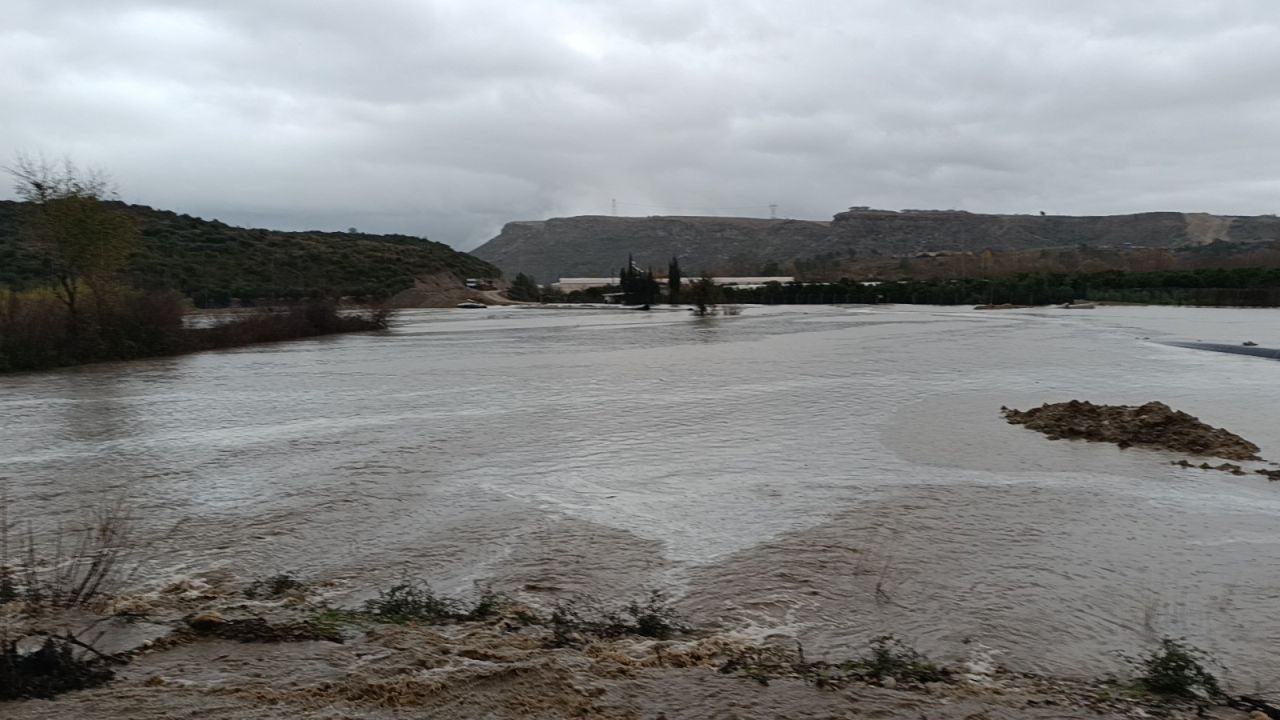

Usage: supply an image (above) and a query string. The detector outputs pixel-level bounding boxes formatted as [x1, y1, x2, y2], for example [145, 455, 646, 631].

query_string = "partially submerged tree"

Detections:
[667, 256, 682, 304]
[688, 273, 721, 316]
[7, 156, 139, 329]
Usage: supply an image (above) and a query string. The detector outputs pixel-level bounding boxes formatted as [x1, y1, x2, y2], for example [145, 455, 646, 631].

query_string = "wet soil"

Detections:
[2, 606, 1254, 720]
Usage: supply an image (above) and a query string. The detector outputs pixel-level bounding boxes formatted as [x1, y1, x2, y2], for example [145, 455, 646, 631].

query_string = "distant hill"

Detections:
[470, 209, 1280, 281]
[0, 200, 500, 305]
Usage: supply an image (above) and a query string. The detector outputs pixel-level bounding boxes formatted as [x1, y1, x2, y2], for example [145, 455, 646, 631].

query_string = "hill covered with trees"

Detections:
[0, 200, 500, 306]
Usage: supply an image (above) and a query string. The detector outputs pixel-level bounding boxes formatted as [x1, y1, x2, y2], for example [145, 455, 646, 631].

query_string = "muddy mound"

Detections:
[1002, 401, 1261, 461]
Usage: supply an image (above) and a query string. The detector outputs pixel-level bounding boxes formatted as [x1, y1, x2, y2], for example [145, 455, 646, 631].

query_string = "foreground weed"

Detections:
[1131, 638, 1223, 700]
[361, 580, 510, 624]
[549, 591, 686, 645]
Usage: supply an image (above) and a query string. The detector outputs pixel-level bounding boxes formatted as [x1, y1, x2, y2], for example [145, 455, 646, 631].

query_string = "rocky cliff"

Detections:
[470, 209, 1280, 281]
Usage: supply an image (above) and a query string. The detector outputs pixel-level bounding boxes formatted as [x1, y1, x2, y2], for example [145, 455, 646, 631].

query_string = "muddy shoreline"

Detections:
[2, 574, 1266, 719]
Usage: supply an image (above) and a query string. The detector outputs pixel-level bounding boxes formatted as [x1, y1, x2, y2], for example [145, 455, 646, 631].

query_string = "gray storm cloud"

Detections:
[3, 0, 1279, 248]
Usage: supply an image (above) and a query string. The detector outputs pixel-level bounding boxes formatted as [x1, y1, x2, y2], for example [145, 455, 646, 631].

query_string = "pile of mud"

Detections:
[1002, 401, 1262, 461]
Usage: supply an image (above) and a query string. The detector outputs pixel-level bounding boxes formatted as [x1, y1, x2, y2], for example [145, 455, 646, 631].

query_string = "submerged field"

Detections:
[2, 304, 1279, 715]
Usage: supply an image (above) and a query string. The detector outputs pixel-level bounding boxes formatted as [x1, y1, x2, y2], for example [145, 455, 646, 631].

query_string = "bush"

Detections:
[363, 580, 459, 623]
[189, 301, 391, 352]
[1133, 638, 1223, 699]
[360, 580, 508, 624]
[0, 635, 115, 701]
[0, 287, 393, 373]
[847, 635, 950, 683]
[465, 589, 509, 621]
[719, 634, 950, 690]
[549, 591, 686, 645]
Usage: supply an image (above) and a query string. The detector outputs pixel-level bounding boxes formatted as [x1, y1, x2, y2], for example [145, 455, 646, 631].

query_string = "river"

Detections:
[2, 304, 1278, 689]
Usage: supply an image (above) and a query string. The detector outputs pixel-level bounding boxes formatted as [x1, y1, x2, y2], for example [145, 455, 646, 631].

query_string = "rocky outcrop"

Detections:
[470, 209, 1280, 281]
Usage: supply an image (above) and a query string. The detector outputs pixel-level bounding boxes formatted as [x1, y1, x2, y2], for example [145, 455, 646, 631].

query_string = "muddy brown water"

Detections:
[2, 305, 1279, 690]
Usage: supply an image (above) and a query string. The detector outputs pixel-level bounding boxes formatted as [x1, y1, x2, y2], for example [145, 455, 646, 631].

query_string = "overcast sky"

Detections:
[4, 1, 1280, 249]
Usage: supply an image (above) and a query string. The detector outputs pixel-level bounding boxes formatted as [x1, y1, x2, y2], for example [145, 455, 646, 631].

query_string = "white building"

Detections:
[552, 278, 619, 292]
[553, 276, 793, 292]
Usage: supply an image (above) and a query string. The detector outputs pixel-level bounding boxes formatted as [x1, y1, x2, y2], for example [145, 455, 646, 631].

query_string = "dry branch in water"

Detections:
[0, 493, 136, 609]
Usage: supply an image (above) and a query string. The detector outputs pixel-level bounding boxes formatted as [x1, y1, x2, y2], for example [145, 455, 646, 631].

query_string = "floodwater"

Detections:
[3, 304, 1279, 688]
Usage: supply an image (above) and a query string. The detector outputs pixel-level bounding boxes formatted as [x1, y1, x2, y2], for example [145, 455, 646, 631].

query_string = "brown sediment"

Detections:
[1002, 401, 1262, 461]
[2, 611, 1254, 720]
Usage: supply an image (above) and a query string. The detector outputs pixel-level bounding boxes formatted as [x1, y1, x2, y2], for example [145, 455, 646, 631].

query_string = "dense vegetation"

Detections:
[506, 272, 541, 301]
[528, 265, 1280, 307]
[0, 200, 500, 306]
[0, 161, 411, 372]
[0, 290, 390, 373]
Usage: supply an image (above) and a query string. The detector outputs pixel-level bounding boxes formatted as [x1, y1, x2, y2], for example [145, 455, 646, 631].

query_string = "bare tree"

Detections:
[5, 155, 139, 331]
[8, 154, 112, 203]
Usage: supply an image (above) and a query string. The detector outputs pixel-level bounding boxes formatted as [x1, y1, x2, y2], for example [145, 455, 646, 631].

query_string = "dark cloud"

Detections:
[4, 0, 1279, 248]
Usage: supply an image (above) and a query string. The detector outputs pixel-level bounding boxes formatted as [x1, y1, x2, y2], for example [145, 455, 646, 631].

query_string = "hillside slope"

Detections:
[472, 209, 1280, 280]
[0, 200, 500, 305]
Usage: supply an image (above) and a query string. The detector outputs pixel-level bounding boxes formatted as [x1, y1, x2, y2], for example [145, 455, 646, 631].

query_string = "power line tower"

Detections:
[769, 203, 777, 219]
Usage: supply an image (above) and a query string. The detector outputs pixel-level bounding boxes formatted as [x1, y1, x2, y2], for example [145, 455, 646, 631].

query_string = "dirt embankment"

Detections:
[1002, 401, 1262, 461]
[386, 271, 512, 308]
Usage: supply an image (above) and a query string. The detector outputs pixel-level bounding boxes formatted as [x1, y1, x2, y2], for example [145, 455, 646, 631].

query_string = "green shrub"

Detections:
[363, 580, 460, 623]
[358, 580, 508, 624]
[1133, 638, 1223, 699]
[720, 634, 951, 690]
[847, 634, 950, 683]
[463, 588, 509, 621]
[549, 591, 686, 645]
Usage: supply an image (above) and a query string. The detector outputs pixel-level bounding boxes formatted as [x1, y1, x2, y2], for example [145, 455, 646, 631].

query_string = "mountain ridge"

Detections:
[471, 208, 1280, 281]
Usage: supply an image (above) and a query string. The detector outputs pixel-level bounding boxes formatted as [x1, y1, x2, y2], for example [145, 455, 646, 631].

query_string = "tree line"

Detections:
[718, 268, 1280, 307]
[516, 263, 1280, 308]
